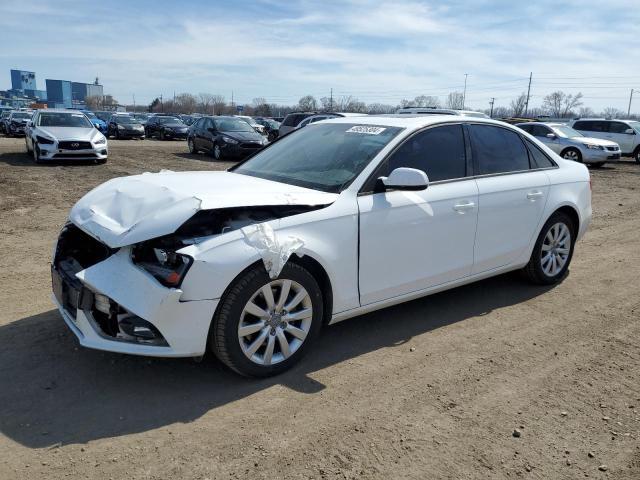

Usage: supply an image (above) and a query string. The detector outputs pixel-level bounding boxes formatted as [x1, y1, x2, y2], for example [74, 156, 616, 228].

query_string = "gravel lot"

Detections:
[0, 136, 639, 480]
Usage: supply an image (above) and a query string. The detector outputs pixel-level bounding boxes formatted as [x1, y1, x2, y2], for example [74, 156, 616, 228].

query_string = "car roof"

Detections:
[37, 109, 85, 114]
[515, 122, 566, 127]
[321, 114, 512, 130]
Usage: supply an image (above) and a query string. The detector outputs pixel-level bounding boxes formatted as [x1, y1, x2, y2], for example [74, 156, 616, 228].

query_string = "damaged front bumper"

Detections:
[52, 228, 217, 357]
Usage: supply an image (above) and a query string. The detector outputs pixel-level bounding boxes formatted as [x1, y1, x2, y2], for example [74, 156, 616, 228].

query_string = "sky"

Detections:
[1, 0, 639, 113]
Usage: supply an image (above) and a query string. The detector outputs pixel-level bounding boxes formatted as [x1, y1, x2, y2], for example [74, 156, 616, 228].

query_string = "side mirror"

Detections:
[378, 167, 429, 191]
[546, 133, 557, 139]
[624, 128, 635, 134]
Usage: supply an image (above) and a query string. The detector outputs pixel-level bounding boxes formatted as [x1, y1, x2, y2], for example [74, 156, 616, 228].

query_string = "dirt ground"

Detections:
[0, 135, 638, 480]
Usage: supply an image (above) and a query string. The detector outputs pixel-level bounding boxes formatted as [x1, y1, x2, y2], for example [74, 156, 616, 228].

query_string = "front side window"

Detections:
[608, 122, 630, 134]
[384, 124, 467, 182]
[468, 124, 530, 175]
[530, 125, 552, 137]
[233, 123, 403, 193]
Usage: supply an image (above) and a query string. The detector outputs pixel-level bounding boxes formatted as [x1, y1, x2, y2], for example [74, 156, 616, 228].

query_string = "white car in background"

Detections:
[52, 116, 591, 377]
[570, 118, 640, 163]
[516, 122, 621, 167]
[397, 107, 489, 118]
[26, 109, 108, 164]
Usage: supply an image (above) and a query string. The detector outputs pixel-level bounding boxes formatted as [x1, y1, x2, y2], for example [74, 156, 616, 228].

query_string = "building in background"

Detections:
[2, 69, 104, 109]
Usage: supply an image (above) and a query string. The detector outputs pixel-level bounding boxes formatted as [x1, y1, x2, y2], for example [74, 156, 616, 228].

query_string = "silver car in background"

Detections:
[25, 109, 108, 164]
[516, 122, 620, 167]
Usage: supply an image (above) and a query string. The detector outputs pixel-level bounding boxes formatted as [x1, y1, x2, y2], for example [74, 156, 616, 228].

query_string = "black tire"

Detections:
[25, 138, 32, 154]
[188, 137, 198, 154]
[633, 146, 640, 164]
[160, 130, 165, 141]
[523, 211, 576, 285]
[211, 262, 324, 377]
[212, 143, 222, 160]
[33, 143, 41, 164]
[115, 128, 121, 140]
[590, 162, 605, 168]
[561, 148, 582, 163]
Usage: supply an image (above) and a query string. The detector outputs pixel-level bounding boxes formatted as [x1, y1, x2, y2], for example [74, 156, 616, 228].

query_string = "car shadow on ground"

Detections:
[0, 151, 100, 167]
[172, 152, 235, 164]
[0, 272, 556, 448]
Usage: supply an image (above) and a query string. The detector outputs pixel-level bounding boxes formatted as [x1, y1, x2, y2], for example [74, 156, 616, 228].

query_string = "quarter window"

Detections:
[468, 124, 530, 175]
[525, 140, 556, 168]
[384, 124, 467, 182]
[608, 122, 629, 134]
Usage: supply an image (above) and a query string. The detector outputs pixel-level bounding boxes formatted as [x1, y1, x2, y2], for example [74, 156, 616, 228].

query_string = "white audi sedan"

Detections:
[52, 116, 591, 376]
[26, 109, 108, 164]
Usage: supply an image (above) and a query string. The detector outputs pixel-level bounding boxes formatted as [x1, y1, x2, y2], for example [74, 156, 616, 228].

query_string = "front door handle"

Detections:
[453, 201, 476, 213]
[527, 191, 544, 201]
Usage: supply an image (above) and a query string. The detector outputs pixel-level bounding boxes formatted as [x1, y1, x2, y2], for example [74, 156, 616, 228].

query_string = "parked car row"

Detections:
[515, 118, 640, 166]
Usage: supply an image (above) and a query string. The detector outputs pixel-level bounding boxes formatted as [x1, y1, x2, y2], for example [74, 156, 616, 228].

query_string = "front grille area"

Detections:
[59, 141, 92, 150]
[54, 223, 115, 270]
[53, 153, 98, 159]
[605, 146, 619, 151]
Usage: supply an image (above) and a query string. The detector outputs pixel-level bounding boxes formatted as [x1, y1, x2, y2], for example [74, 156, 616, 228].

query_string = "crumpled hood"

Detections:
[573, 136, 618, 148]
[69, 170, 338, 248]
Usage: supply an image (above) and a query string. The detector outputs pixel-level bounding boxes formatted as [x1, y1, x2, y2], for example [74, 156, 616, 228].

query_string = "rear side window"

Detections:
[517, 124, 533, 134]
[385, 124, 467, 182]
[573, 121, 590, 131]
[468, 124, 530, 175]
[282, 113, 312, 127]
[525, 140, 556, 168]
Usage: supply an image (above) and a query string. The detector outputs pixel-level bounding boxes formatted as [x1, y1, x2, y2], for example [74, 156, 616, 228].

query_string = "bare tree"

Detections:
[445, 92, 464, 109]
[367, 103, 397, 114]
[413, 95, 441, 108]
[252, 97, 271, 117]
[319, 96, 333, 111]
[510, 93, 527, 117]
[298, 95, 318, 111]
[336, 95, 367, 113]
[542, 91, 583, 118]
[602, 106, 624, 119]
[578, 106, 595, 118]
[85, 95, 102, 110]
[198, 93, 216, 114]
[211, 95, 226, 115]
[174, 93, 197, 113]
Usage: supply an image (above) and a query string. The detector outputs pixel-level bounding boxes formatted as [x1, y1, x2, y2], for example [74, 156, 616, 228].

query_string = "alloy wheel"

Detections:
[563, 150, 580, 162]
[238, 279, 313, 366]
[214, 144, 221, 159]
[540, 222, 571, 277]
[188, 138, 195, 153]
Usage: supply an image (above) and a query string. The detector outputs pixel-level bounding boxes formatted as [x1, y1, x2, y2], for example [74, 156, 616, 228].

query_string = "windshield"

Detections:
[214, 118, 255, 132]
[12, 113, 32, 120]
[158, 117, 183, 125]
[552, 125, 584, 138]
[113, 116, 138, 124]
[38, 112, 93, 128]
[233, 123, 403, 193]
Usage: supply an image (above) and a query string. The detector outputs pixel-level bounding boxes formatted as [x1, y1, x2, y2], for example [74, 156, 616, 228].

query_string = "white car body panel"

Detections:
[53, 115, 592, 358]
[358, 179, 478, 305]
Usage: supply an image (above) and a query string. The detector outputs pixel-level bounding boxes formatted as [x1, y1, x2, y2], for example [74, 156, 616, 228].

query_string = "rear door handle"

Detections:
[453, 201, 476, 213]
[527, 191, 544, 200]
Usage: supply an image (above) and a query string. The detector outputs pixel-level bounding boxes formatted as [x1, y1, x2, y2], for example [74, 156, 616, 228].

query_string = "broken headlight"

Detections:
[131, 242, 193, 288]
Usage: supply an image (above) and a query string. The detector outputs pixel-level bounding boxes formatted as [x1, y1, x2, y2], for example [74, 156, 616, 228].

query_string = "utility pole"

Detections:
[160, 94, 163, 112]
[330, 88, 333, 112]
[489, 97, 495, 118]
[524, 72, 532, 116]
[462, 74, 468, 109]
[628, 89, 634, 117]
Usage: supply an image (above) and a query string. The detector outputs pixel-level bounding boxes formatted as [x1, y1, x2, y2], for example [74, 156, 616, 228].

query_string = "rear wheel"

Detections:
[561, 148, 582, 163]
[523, 211, 575, 285]
[160, 130, 165, 141]
[211, 263, 323, 377]
[634, 146, 640, 164]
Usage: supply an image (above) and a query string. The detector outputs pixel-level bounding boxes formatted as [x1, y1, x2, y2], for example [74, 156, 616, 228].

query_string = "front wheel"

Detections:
[212, 143, 222, 160]
[523, 211, 576, 285]
[160, 130, 165, 141]
[188, 137, 198, 154]
[634, 147, 640, 164]
[210, 263, 324, 377]
[33, 143, 41, 164]
[561, 148, 582, 163]
[25, 138, 32, 153]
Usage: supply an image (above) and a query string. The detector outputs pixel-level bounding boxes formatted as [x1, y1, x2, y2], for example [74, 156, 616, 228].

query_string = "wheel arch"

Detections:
[559, 146, 581, 160]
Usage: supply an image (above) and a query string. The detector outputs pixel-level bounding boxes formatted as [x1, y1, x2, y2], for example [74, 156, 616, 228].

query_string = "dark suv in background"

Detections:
[108, 114, 146, 139]
[187, 115, 267, 160]
[278, 111, 317, 137]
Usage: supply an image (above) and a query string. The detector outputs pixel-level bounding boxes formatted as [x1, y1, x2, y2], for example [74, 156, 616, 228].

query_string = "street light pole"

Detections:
[462, 74, 468, 109]
[628, 89, 634, 117]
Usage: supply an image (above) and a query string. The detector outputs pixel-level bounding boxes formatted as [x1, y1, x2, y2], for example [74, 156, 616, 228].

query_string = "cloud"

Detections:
[0, 0, 639, 111]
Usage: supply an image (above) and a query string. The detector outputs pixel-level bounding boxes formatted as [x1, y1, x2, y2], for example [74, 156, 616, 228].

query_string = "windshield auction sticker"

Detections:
[345, 126, 386, 135]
